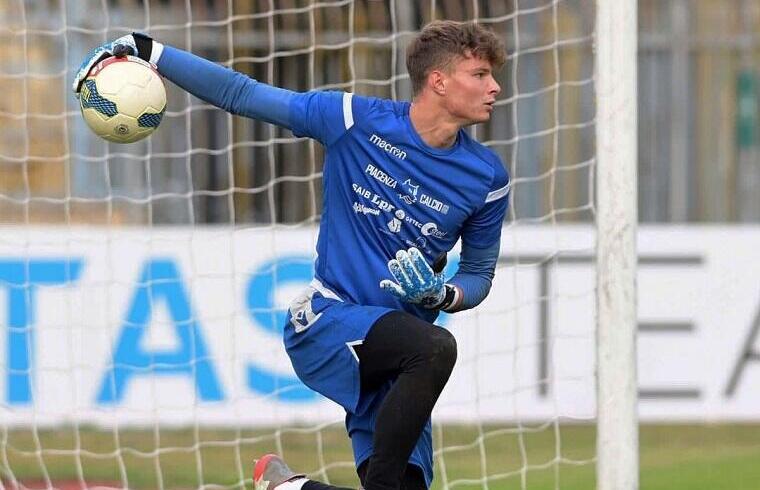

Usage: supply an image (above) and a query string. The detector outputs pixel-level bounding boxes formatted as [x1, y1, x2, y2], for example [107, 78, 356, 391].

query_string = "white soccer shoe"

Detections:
[253, 454, 306, 490]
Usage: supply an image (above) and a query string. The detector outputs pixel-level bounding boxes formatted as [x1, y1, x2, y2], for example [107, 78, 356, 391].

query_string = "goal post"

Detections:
[595, 0, 639, 489]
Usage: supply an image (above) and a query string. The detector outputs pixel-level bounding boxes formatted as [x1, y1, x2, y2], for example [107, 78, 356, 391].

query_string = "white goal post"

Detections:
[595, 1, 639, 490]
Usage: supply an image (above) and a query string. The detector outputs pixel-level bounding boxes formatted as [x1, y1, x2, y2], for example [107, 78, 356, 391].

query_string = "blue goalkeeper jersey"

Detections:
[288, 92, 509, 323]
[154, 46, 509, 323]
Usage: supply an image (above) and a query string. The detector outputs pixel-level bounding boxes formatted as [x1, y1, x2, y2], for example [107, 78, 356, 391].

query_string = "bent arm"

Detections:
[446, 241, 500, 312]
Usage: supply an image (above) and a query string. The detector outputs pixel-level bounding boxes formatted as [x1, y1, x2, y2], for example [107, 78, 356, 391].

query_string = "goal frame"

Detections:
[595, 1, 639, 489]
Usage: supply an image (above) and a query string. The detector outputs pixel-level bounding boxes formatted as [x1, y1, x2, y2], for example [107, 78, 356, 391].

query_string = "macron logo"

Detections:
[369, 134, 407, 160]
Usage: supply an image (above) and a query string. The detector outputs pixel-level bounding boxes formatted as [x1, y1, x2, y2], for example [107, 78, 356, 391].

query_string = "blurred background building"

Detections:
[0, 0, 758, 225]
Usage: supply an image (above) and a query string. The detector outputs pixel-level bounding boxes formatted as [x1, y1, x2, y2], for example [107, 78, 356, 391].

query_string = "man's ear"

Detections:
[429, 70, 447, 96]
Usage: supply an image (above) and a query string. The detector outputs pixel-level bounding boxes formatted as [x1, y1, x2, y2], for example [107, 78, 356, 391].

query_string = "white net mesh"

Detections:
[0, 1, 597, 489]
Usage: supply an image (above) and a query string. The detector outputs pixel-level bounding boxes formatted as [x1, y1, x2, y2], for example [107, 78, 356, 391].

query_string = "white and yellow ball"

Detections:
[79, 55, 166, 144]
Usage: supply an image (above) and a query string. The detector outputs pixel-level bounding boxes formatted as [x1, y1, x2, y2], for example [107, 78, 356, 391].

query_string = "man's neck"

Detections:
[409, 99, 461, 149]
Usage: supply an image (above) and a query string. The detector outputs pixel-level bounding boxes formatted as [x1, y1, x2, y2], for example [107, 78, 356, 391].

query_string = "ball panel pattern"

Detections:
[80, 79, 118, 117]
[79, 56, 167, 144]
[138, 109, 165, 128]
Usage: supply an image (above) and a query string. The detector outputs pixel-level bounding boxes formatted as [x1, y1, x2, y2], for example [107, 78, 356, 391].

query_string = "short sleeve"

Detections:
[289, 90, 357, 146]
[460, 157, 510, 249]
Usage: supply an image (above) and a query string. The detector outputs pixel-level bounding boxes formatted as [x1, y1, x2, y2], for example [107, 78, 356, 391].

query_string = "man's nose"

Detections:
[489, 77, 501, 96]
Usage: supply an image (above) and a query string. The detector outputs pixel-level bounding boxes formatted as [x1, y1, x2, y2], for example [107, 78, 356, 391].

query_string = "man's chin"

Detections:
[460, 111, 492, 126]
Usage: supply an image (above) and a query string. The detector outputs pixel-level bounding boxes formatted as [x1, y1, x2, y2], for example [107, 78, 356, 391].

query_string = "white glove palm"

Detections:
[379, 247, 446, 309]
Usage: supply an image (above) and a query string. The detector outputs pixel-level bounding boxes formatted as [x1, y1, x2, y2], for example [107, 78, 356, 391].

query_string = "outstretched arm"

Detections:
[155, 45, 296, 129]
[73, 33, 350, 143]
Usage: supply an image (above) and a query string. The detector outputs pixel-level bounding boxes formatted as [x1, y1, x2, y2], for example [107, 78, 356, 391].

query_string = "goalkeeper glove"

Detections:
[72, 32, 158, 95]
[379, 247, 458, 310]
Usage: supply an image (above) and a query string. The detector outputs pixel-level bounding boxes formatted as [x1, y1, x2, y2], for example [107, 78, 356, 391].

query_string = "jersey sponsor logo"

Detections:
[387, 209, 405, 233]
[387, 218, 402, 233]
[353, 202, 380, 216]
[401, 215, 447, 239]
[421, 222, 446, 238]
[403, 236, 431, 254]
[404, 215, 423, 228]
[369, 134, 407, 160]
[365, 163, 397, 189]
[399, 178, 419, 204]
[398, 178, 450, 215]
[352, 183, 395, 212]
[419, 193, 450, 214]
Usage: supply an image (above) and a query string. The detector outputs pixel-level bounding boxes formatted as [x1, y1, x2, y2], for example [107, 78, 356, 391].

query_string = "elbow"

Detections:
[217, 72, 257, 114]
[481, 280, 493, 301]
[450, 276, 492, 312]
[467, 279, 493, 310]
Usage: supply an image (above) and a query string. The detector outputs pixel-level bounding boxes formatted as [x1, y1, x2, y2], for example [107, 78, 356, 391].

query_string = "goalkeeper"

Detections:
[74, 20, 509, 490]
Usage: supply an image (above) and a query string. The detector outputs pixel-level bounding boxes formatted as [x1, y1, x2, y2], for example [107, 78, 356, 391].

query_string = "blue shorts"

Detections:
[283, 280, 434, 487]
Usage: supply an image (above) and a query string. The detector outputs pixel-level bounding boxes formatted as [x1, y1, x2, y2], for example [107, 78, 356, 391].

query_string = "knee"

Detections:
[428, 327, 457, 374]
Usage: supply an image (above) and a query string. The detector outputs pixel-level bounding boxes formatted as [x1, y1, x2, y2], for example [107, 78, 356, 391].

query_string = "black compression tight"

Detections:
[354, 310, 457, 490]
[300, 311, 456, 490]
[301, 462, 424, 490]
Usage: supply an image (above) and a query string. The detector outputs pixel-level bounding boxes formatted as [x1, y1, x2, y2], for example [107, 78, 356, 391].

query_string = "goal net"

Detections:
[0, 1, 635, 489]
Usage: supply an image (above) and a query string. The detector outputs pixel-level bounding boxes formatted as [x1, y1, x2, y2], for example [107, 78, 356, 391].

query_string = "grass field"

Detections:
[3, 424, 760, 490]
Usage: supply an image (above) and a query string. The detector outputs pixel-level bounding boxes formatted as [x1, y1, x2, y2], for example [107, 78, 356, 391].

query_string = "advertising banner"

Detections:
[0, 226, 758, 425]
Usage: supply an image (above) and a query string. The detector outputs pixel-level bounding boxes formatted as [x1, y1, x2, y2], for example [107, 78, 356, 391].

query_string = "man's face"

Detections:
[440, 54, 501, 124]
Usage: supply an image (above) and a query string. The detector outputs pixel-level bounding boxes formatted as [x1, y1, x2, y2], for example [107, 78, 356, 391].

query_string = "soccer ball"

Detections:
[79, 55, 166, 144]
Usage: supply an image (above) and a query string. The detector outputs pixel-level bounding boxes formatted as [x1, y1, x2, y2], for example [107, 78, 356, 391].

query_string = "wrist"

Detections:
[132, 33, 163, 65]
[435, 284, 462, 312]
[149, 41, 164, 65]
